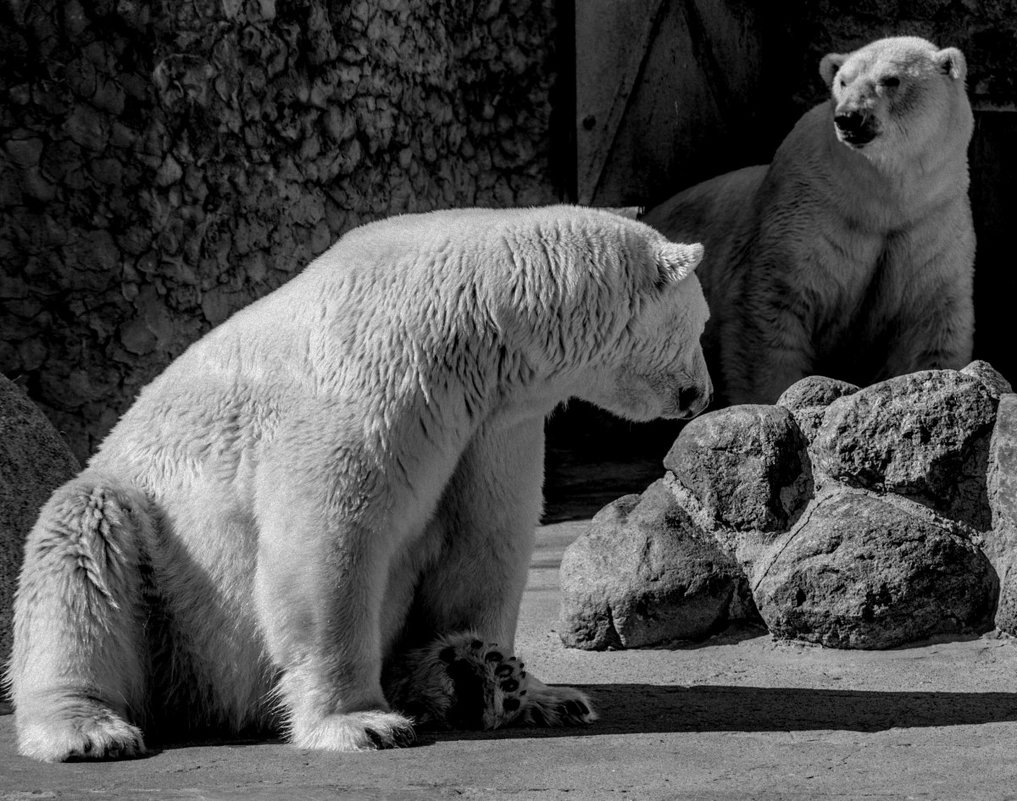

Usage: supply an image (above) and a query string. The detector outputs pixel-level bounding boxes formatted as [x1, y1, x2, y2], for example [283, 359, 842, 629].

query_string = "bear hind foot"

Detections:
[515, 679, 597, 728]
[437, 636, 529, 730]
[387, 632, 595, 732]
[435, 636, 597, 729]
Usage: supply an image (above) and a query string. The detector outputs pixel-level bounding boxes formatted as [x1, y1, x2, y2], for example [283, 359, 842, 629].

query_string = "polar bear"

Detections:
[6, 205, 711, 762]
[642, 36, 975, 405]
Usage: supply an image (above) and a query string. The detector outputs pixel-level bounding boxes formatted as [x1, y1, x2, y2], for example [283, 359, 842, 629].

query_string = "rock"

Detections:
[0, 376, 80, 679]
[558, 479, 754, 650]
[753, 488, 997, 649]
[812, 370, 996, 529]
[961, 360, 1013, 399]
[986, 393, 1017, 634]
[663, 404, 813, 537]
[776, 375, 858, 445]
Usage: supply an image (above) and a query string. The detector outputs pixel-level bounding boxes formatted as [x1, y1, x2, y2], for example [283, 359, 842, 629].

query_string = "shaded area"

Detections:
[429, 683, 1017, 741]
[60, 678, 1017, 755]
[543, 400, 683, 522]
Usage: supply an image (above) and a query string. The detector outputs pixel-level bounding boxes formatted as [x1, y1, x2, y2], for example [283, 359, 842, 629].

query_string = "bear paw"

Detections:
[386, 632, 527, 731]
[438, 636, 529, 731]
[289, 710, 416, 751]
[515, 679, 597, 727]
[17, 704, 147, 762]
[386, 632, 596, 732]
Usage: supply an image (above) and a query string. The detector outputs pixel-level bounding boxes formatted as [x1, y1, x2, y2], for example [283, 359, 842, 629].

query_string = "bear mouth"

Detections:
[837, 128, 878, 148]
[834, 119, 879, 148]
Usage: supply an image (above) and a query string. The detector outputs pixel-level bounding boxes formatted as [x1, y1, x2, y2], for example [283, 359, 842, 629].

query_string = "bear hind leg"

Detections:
[7, 473, 152, 762]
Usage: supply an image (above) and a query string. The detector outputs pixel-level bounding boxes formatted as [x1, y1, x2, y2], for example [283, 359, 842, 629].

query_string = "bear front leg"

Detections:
[254, 461, 417, 751]
[393, 419, 595, 729]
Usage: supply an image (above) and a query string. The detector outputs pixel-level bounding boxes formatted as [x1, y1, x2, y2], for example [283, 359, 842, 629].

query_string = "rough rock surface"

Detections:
[0, 375, 80, 676]
[961, 359, 1013, 399]
[997, 567, 1017, 637]
[776, 375, 858, 445]
[812, 370, 997, 530]
[987, 393, 1017, 634]
[753, 488, 997, 649]
[663, 404, 813, 538]
[559, 479, 754, 650]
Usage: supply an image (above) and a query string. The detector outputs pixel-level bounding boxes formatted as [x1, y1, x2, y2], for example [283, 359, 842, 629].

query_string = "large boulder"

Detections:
[1, 376, 80, 678]
[812, 370, 996, 530]
[663, 405, 813, 560]
[558, 479, 754, 650]
[753, 488, 997, 649]
[986, 392, 1017, 634]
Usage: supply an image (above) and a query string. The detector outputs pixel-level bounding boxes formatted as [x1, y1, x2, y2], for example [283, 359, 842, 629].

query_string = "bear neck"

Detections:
[773, 102, 971, 228]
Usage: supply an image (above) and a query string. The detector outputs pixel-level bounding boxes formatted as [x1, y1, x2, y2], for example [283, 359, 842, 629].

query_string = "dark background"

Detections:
[2, 0, 1015, 518]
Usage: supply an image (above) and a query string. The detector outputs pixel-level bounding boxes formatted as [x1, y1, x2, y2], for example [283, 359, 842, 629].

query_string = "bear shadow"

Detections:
[426, 683, 1017, 742]
[38, 682, 1015, 755]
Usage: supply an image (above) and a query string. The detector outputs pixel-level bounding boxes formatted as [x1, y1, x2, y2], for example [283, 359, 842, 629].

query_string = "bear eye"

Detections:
[838, 77, 846, 88]
[880, 76, 901, 88]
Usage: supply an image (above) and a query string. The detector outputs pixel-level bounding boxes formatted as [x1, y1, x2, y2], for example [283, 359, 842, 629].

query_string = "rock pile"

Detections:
[560, 361, 1017, 650]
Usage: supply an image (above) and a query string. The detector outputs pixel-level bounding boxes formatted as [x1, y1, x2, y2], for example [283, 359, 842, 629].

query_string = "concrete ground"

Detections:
[2, 518, 1017, 800]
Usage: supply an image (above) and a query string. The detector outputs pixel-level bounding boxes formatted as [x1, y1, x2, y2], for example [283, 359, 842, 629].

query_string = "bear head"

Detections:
[818, 36, 972, 165]
[578, 235, 713, 423]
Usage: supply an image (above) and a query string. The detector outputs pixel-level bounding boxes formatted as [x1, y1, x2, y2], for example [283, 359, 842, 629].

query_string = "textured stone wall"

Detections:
[0, 0, 558, 461]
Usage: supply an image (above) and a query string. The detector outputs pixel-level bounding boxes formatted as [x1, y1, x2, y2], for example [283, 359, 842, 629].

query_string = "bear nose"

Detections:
[834, 110, 867, 133]
[678, 384, 712, 418]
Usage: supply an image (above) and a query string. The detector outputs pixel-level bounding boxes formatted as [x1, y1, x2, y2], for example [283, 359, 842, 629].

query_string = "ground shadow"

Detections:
[64, 682, 1017, 756]
[427, 683, 1017, 743]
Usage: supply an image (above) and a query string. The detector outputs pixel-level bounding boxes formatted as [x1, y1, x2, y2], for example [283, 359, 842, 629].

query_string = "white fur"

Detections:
[643, 36, 975, 404]
[6, 205, 710, 761]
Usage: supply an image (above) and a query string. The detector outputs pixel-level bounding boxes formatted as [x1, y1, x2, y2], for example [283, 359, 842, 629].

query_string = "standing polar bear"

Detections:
[643, 36, 975, 404]
[7, 205, 712, 762]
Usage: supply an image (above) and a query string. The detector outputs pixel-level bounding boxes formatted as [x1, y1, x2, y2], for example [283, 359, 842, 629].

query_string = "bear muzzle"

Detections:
[833, 109, 879, 147]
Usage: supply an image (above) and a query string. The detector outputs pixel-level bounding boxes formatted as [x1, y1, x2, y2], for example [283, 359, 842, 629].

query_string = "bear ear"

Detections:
[654, 241, 704, 288]
[935, 47, 966, 81]
[819, 52, 847, 87]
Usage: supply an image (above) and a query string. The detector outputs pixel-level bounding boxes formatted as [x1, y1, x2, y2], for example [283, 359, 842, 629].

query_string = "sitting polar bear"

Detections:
[643, 36, 975, 405]
[7, 205, 711, 761]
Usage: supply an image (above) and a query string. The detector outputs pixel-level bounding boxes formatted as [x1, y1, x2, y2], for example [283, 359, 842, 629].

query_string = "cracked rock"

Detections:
[753, 487, 997, 649]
